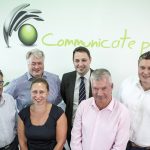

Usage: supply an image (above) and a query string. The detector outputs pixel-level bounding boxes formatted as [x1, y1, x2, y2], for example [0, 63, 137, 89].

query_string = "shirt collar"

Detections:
[134, 76, 150, 91]
[76, 69, 91, 81]
[134, 76, 141, 87]
[91, 97, 114, 112]
[106, 98, 114, 111]
[27, 71, 47, 81]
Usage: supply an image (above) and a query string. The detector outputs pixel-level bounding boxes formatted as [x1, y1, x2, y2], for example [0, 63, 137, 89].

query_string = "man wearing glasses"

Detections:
[0, 70, 19, 150]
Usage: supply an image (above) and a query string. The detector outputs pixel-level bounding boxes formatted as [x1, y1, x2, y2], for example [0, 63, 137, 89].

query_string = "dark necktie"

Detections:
[79, 76, 86, 104]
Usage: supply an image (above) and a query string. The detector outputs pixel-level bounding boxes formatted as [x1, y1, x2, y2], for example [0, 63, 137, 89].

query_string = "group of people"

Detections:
[0, 47, 150, 150]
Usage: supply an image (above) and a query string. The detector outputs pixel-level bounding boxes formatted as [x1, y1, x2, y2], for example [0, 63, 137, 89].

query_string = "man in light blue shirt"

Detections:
[5, 49, 61, 111]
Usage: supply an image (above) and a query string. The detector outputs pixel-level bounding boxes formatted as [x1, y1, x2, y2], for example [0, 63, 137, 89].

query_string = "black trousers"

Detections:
[0, 136, 19, 150]
[126, 141, 150, 150]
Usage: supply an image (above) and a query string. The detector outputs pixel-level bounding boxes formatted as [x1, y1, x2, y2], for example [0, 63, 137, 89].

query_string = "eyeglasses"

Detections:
[0, 81, 4, 86]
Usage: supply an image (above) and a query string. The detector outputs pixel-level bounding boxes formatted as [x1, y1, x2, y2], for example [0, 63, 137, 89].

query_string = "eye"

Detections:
[0, 81, 4, 86]
[32, 91, 37, 94]
[39, 91, 45, 94]
[82, 59, 87, 62]
[38, 62, 43, 65]
[140, 66, 145, 70]
[31, 63, 36, 66]
[102, 87, 107, 91]
[92, 87, 98, 91]
[74, 59, 79, 63]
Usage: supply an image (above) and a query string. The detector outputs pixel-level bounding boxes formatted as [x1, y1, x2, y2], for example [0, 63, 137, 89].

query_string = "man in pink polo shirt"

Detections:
[71, 69, 130, 150]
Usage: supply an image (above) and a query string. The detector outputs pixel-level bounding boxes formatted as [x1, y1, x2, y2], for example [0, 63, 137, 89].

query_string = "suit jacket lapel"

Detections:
[89, 69, 93, 97]
[70, 71, 76, 103]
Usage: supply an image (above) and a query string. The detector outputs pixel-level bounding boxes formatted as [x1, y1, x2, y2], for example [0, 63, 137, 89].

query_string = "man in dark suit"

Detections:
[61, 46, 93, 146]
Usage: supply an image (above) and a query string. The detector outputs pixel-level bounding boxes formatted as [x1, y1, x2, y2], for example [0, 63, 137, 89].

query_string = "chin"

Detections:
[141, 79, 150, 83]
[34, 74, 42, 78]
[78, 71, 86, 75]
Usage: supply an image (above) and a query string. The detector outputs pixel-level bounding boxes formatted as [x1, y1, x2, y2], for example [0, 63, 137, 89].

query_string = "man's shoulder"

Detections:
[45, 71, 59, 79]
[62, 71, 76, 76]
[44, 71, 60, 81]
[76, 98, 94, 115]
[79, 97, 94, 108]
[62, 71, 76, 79]
[2, 93, 16, 104]
[114, 98, 129, 114]
[9, 73, 28, 84]
[121, 76, 138, 87]
[3, 92, 13, 98]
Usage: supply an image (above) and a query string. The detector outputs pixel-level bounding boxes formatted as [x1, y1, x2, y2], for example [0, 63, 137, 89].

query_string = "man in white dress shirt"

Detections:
[118, 51, 150, 150]
[61, 46, 93, 145]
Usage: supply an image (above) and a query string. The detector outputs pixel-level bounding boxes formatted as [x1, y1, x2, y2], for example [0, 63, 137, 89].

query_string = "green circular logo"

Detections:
[18, 24, 38, 46]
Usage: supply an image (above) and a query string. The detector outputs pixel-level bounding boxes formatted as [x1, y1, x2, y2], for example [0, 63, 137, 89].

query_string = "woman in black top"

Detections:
[18, 78, 67, 150]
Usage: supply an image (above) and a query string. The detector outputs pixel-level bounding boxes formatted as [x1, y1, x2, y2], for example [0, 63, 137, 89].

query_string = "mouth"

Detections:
[33, 70, 40, 73]
[142, 76, 150, 80]
[95, 95, 103, 100]
[77, 67, 85, 71]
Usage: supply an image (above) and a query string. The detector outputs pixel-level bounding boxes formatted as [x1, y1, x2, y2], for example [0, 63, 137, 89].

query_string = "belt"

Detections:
[130, 142, 150, 150]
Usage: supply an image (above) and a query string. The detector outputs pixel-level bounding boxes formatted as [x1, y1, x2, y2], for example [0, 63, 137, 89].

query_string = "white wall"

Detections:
[0, 0, 150, 95]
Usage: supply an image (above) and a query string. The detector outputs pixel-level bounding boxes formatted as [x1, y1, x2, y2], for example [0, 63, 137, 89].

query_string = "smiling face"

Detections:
[31, 82, 48, 105]
[92, 77, 113, 109]
[138, 59, 150, 90]
[73, 52, 91, 76]
[28, 55, 44, 78]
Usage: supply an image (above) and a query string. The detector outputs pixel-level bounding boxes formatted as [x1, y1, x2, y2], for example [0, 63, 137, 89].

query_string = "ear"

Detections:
[90, 57, 92, 63]
[111, 83, 113, 89]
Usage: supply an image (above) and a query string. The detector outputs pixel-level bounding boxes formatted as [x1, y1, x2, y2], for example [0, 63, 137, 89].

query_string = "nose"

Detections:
[143, 69, 150, 75]
[34, 92, 41, 98]
[34, 64, 40, 69]
[78, 61, 84, 66]
[97, 89, 103, 96]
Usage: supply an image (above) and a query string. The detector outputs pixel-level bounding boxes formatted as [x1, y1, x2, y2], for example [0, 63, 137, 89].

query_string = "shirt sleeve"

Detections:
[111, 107, 130, 150]
[71, 104, 83, 150]
[4, 79, 17, 99]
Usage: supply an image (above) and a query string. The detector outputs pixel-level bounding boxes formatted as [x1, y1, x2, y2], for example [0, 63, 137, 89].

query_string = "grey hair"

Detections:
[91, 69, 112, 83]
[26, 48, 45, 60]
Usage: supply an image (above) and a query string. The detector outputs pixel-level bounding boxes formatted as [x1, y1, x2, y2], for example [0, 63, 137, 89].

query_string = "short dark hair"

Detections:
[31, 78, 49, 91]
[73, 46, 91, 59]
[0, 70, 3, 77]
[138, 51, 150, 64]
